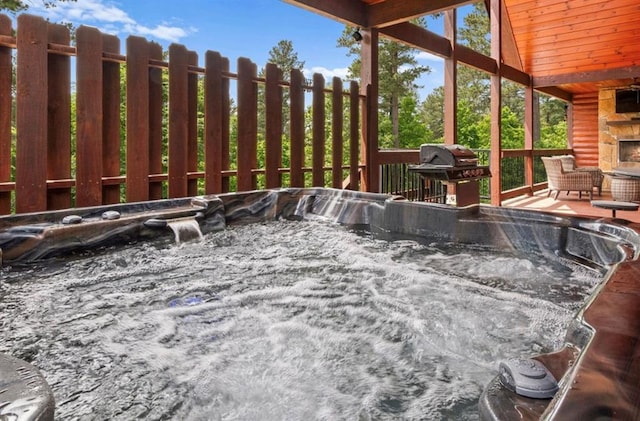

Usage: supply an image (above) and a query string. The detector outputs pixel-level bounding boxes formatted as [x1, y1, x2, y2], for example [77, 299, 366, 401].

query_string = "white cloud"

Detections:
[124, 23, 188, 43]
[303, 66, 352, 81]
[416, 51, 444, 63]
[29, 0, 191, 43]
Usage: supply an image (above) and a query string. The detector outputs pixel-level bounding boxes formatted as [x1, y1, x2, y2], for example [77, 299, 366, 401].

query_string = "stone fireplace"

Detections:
[598, 89, 640, 187]
[618, 139, 640, 165]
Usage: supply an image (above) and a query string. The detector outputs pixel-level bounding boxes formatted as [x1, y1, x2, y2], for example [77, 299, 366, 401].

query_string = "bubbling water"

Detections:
[0, 219, 601, 421]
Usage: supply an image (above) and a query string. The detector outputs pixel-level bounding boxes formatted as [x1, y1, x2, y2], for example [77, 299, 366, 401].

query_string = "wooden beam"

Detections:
[282, 0, 366, 27]
[535, 86, 572, 102]
[533, 66, 640, 88]
[456, 44, 497, 74]
[501, 64, 530, 86]
[380, 23, 451, 58]
[368, 0, 475, 28]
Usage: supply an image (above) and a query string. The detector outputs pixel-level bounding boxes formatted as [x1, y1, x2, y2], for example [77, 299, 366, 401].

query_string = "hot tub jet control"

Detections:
[498, 358, 558, 399]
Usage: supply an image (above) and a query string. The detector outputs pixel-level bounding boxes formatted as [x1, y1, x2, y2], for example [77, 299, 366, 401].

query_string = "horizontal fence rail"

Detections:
[0, 14, 363, 215]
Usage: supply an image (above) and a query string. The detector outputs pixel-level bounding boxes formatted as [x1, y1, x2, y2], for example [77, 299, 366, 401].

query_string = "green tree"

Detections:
[337, 19, 431, 148]
[257, 40, 305, 187]
[397, 95, 429, 148]
[420, 86, 444, 142]
[0, 0, 76, 12]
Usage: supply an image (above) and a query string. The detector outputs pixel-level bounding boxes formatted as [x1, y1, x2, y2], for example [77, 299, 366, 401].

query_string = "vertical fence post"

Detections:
[168, 43, 189, 198]
[332, 77, 343, 189]
[126, 36, 150, 203]
[0, 15, 12, 214]
[148, 42, 164, 200]
[204, 51, 224, 194]
[349, 81, 360, 191]
[187, 50, 199, 196]
[265, 62, 282, 189]
[220, 57, 231, 193]
[312, 73, 325, 187]
[16, 15, 48, 213]
[76, 25, 103, 207]
[237, 57, 257, 192]
[47, 23, 72, 210]
[102, 34, 122, 205]
[289, 69, 305, 188]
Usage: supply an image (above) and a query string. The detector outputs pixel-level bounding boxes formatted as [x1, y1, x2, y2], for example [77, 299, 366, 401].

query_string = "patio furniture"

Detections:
[558, 155, 604, 196]
[541, 157, 594, 200]
[591, 200, 639, 218]
[610, 176, 640, 201]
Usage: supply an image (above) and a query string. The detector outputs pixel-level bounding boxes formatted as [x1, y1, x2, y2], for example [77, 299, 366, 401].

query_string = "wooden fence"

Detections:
[0, 14, 364, 215]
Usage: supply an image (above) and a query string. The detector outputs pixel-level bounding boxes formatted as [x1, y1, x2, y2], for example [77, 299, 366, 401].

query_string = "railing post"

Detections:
[187, 50, 199, 197]
[76, 25, 103, 207]
[168, 43, 189, 198]
[265, 62, 283, 189]
[237, 57, 258, 192]
[102, 33, 122, 205]
[349, 81, 360, 191]
[204, 51, 226, 194]
[331, 77, 343, 189]
[16, 15, 48, 213]
[148, 42, 164, 200]
[289, 69, 305, 188]
[126, 36, 151, 203]
[312, 73, 325, 187]
[0, 14, 13, 214]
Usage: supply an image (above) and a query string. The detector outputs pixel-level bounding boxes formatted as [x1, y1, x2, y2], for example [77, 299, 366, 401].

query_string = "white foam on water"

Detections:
[0, 219, 603, 420]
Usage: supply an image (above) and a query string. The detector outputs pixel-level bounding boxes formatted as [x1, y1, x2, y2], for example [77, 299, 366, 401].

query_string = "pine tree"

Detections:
[337, 19, 431, 148]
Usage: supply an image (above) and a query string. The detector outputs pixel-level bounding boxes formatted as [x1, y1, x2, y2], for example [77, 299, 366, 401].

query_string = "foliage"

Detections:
[0, 0, 76, 12]
[337, 19, 431, 148]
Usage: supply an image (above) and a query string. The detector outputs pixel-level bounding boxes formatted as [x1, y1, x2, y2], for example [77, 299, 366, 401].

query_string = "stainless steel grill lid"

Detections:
[409, 144, 491, 181]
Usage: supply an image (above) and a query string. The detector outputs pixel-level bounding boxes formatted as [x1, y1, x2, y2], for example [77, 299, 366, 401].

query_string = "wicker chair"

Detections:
[541, 157, 594, 200]
[557, 155, 604, 196]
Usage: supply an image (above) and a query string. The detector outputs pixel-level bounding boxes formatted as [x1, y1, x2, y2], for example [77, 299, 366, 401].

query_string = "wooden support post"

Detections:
[360, 28, 379, 192]
[444, 9, 457, 146]
[524, 85, 535, 191]
[489, 0, 503, 206]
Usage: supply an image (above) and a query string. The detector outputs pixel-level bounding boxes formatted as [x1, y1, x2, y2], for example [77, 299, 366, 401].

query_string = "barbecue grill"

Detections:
[408, 144, 491, 206]
[408, 144, 491, 181]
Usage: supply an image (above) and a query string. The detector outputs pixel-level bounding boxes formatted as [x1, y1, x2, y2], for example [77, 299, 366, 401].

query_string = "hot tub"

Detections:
[1, 188, 639, 420]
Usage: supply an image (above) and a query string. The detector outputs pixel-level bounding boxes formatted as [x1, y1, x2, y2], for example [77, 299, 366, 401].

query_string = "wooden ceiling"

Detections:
[285, 0, 640, 97]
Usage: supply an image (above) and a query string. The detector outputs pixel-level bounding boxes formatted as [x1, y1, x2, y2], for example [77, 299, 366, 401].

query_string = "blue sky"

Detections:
[18, 0, 447, 99]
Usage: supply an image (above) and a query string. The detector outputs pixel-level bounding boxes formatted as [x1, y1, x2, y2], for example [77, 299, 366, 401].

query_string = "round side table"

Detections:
[610, 176, 640, 202]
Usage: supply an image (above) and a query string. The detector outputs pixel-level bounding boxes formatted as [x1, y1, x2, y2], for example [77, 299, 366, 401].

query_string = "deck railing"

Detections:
[0, 14, 577, 215]
[0, 14, 363, 215]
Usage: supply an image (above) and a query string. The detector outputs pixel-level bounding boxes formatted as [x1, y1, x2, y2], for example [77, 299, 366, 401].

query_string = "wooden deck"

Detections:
[501, 189, 640, 224]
